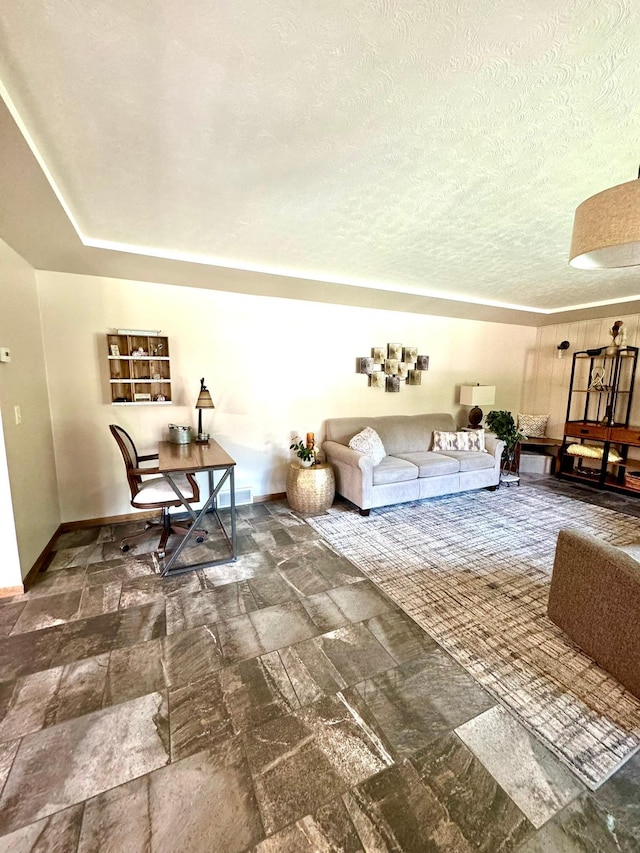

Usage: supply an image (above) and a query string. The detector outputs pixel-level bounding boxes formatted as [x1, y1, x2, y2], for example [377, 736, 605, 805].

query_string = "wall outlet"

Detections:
[0, 347, 11, 363]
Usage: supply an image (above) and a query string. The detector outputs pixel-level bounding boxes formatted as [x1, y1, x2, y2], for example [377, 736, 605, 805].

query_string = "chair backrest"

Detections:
[109, 424, 143, 501]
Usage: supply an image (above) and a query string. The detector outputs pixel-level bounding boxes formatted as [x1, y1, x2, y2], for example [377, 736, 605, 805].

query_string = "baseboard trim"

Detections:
[22, 524, 63, 591]
[59, 493, 287, 531]
[0, 584, 24, 598]
[254, 492, 286, 503]
[60, 510, 160, 531]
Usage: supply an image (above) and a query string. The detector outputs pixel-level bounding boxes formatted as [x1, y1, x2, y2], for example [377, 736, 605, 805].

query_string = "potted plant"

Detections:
[290, 438, 315, 467]
[485, 410, 525, 474]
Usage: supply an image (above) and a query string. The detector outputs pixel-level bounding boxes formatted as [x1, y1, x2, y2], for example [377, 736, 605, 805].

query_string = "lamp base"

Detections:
[467, 407, 483, 428]
[195, 433, 210, 445]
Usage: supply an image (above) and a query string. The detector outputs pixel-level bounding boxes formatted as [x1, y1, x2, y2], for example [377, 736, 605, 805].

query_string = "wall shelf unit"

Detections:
[106, 331, 172, 405]
[558, 345, 640, 493]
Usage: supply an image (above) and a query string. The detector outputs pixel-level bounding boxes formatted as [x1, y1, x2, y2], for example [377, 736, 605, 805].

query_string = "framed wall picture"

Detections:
[403, 346, 417, 364]
[416, 355, 430, 370]
[372, 346, 386, 364]
[370, 372, 385, 388]
[385, 358, 399, 375]
[357, 357, 374, 374]
[387, 342, 402, 360]
[110, 344, 120, 357]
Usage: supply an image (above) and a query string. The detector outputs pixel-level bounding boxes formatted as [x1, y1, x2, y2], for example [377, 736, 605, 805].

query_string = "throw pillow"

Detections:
[566, 443, 622, 463]
[432, 429, 485, 452]
[348, 427, 386, 465]
[518, 413, 548, 438]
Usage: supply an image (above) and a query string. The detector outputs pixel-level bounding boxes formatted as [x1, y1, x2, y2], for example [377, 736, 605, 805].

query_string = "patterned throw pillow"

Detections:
[348, 427, 386, 465]
[432, 430, 485, 452]
[517, 413, 548, 438]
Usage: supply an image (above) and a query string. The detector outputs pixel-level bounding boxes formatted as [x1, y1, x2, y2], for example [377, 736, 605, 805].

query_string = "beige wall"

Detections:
[0, 239, 60, 581]
[522, 312, 640, 437]
[36, 270, 536, 523]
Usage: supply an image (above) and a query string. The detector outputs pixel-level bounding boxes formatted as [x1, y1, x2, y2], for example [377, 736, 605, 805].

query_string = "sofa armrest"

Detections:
[484, 434, 505, 461]
[323, 439, 374, 510]
[548, 529, 640, 699]
[323, 440, 373, 472]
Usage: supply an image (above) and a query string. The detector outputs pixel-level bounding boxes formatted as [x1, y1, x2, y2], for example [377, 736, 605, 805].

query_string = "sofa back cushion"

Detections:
[325, 413, 456, 456]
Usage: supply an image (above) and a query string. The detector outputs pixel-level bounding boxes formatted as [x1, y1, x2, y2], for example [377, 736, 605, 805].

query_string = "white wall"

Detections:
[0, 239, 60, 581]
[522, 312, 640, 437]
[37, 270, 536, 523]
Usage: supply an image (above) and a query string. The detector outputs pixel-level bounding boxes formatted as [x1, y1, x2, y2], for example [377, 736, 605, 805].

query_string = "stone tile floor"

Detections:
[0, 477, 639, 851]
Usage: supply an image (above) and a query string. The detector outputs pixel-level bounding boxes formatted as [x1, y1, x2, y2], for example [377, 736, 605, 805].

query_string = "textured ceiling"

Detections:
[1, 0, 640, 321]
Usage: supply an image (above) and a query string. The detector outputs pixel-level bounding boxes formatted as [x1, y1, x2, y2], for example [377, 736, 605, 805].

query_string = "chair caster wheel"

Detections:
[121, 543, 130, 552]
[196, 536, 204, 544]
[157, 549, 166, 559]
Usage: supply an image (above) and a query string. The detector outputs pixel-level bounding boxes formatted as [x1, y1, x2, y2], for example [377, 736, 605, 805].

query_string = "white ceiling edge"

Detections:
[1, 93, 638, 329]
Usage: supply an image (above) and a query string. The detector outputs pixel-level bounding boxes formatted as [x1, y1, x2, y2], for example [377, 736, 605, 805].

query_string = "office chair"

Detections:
[109, 424, 206, 558]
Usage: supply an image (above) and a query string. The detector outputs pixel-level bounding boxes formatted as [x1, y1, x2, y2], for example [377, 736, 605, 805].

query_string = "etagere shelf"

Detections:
[106, 331, 172, 405]
[558, 345, 640, 494]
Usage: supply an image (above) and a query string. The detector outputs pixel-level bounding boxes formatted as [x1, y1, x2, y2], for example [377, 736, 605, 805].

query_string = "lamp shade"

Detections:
[569, 178, 640, 269]
[195, 389, 215, 409]
[459, 385, 495, 407]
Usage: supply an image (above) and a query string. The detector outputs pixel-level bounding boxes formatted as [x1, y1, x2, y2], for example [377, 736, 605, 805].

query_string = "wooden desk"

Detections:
[157, 439, 237, 576]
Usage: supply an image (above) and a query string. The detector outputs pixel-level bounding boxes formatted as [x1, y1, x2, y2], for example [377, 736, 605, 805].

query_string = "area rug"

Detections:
[307, 486, 640, 789]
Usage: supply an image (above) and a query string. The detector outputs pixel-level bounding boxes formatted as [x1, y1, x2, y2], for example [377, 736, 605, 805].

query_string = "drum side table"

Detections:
[286, 463, 335, 514]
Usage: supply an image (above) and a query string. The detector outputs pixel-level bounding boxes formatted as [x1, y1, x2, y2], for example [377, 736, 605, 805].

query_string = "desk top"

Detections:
[158, 439, 236, 473]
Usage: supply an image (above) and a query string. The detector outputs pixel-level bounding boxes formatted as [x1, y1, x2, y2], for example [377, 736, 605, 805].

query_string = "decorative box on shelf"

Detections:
[106, 330, 172, 405]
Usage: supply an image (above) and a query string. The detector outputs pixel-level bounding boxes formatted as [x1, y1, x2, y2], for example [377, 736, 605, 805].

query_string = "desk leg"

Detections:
[159, 468, 236, 576]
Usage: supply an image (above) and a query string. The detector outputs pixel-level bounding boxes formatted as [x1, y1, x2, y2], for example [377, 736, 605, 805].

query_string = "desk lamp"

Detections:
[195, 377, 215, 444]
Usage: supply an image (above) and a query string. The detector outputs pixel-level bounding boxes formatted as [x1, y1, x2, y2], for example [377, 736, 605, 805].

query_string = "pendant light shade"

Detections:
[569, 174, 640, 269]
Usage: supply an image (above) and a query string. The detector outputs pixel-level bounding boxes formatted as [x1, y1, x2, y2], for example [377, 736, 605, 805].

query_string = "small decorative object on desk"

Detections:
[168, 424, 193, 444]
[290, 436, 315, 467]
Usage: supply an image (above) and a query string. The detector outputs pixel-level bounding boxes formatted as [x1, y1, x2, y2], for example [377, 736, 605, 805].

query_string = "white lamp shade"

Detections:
[570, 178, 640, 269]
[459, 385, 496, 407]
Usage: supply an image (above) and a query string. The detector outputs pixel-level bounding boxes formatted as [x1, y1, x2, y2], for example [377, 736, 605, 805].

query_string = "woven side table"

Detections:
[286, 463, 335, 514]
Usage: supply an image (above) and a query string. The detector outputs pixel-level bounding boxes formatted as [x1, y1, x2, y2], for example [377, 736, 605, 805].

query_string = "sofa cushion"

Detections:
[373, 456, 419, 485]
[433, 430, 485, 452]
[394, 451, 460, 477]
[348, 426, 386, 465]
[436, 450, 494, 472]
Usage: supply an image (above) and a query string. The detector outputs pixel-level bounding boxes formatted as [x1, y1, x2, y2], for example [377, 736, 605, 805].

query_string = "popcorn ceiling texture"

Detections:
[0, 0, 639, 311]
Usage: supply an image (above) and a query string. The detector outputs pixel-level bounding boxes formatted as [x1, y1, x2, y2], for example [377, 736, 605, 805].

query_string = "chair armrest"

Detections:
[131, 465, 161, 476]
[138, 453, 159, 462]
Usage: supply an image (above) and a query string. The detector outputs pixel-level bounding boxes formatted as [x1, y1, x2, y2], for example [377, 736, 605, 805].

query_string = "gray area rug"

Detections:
[307, 486, 640, 789]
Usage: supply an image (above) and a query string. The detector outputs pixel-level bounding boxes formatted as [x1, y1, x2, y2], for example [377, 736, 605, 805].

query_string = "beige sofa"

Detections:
[548, 529, 640, 700]
[323, 413, 504, 515]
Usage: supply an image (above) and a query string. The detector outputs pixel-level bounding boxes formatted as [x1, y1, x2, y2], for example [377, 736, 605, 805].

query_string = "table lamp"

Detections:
[195, 377, 215, 443]
[459, 384, 495, 428]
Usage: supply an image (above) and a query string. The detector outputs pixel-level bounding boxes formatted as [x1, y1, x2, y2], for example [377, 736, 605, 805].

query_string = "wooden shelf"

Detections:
[106, 332, 172, 405]
[559, 346, 640, 497]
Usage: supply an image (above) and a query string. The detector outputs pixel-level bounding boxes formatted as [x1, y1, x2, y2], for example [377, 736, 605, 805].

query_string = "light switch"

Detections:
[0, 347, 11, 363]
